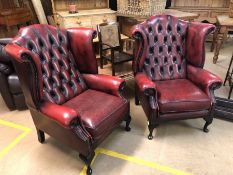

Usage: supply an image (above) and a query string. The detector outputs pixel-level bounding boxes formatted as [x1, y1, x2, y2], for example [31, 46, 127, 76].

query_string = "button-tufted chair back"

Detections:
[11, 24, 87, 105]
[133, 15, 189, 81]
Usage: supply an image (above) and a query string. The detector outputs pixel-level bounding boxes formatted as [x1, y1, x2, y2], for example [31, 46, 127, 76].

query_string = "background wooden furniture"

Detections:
[170, 0, 230, 23]
[211, 15, 233, 63]
[97, 22, 133, 76]
[117, 0, 166, 16]
[52, 0, 116, 30]
[118, 9, 199, 37]
[0, 8, 31, 32]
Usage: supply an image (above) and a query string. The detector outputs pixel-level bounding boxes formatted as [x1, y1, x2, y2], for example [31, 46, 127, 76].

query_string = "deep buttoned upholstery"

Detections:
[11, 25, 87, 104]
[132, 15, 222, 139]
[5, 24, 131, 174]
[142, 15, 188, 81]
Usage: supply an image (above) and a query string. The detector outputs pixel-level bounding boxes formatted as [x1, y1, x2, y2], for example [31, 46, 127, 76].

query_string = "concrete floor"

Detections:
[0, 39, 233, 175]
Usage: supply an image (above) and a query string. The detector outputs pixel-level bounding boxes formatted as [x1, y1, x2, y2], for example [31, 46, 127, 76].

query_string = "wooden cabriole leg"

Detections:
[37, 129, 45, 143]
[203, 104, 215, 133]
[125, 115, 131, 132]
[79, 152, 95, 175]
[148, 124, 154, 140]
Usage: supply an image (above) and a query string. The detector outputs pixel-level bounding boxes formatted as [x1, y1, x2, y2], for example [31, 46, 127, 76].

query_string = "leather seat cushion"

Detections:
[8, 73, 22, 94]
[156, 79, 211, 113]
[63, 89, 129, 139]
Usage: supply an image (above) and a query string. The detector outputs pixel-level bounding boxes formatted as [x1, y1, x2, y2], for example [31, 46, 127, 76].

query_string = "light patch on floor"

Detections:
[0, 119, 31, 158]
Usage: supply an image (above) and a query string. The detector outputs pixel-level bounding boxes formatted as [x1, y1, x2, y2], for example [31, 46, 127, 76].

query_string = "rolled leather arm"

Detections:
[82, 74, 125, 97]
[187, 65, 222, 100]
[5, 43, 37, 63]
[40, 101, 78, 128]
[0, 63, 12, 75]
[135, 72, 156, 96]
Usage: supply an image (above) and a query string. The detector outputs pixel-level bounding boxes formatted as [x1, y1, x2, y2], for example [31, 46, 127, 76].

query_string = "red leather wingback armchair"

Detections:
[5, 24, 131, 175]
[132, 15, 222, 140]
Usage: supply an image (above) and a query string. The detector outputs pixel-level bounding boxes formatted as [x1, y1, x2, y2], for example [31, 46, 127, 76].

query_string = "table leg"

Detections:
[211, 25, 220, 52]
[213, 26, 228, 64]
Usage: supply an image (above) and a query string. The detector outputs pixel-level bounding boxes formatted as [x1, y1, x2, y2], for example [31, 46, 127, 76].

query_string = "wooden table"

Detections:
[211, 15, 233, 64]
[118, 9, 199, 37]
[93, 34, 128, 43]
[0, 8, 31, 32]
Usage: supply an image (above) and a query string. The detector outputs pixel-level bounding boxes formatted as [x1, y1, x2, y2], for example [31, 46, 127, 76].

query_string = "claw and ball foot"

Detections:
[203, 121, 211, 133]
[148, 125, 154, 140]
[87, 166, 92, 175]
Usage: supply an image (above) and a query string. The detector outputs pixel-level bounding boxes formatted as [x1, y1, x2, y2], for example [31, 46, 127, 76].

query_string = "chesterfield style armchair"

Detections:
[132, 15, 222, 140]
[5, 25, 131, 175]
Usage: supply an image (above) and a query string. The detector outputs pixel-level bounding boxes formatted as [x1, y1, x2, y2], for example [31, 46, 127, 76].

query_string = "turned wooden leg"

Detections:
[37, 129, 45, 143]
[213, 26, 227, 64]
[211, 25, 220, 52]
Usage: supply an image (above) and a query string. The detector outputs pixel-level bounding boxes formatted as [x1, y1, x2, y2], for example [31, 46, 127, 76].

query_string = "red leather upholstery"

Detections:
[187, 65, 222, 100]
[40, 101, 78, 128]
[132, 15, 188, 80]
[67, 28, 98, 74]
[83, 74, 125, 97]
[132, 15, 222, 139]
[5, 24, 131, 171]
[63, 89, 129, 140]
[8, 25, 87, 105]
[157, 79, 211, 113]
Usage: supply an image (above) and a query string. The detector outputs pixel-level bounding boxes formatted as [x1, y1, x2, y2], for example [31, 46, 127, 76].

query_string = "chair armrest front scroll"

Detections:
[135, 72, 156, 96]
[40, 101, 78, 128]
[187, 65, 222, 102]
[82, 74, 126, 97]
[40, 101, 93, 144]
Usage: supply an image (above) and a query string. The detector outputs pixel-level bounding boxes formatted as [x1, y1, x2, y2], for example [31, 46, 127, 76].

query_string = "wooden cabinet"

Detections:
[57, 9, 116, 29]
[171, 0, 230, 23]
[0, 8, 31, 31]
[51, 0, 116, 29]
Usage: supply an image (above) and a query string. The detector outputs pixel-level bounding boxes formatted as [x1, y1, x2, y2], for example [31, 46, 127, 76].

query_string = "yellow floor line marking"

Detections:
[80, 148, 193, 175]
[0, 119, 31, 158]
[0, 115, 192, 175]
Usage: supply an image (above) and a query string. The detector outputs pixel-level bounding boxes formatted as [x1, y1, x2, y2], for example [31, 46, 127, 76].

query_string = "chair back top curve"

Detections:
[97, 22, 121, 49]
[132, 15, 189, 81]
[9, 24, 87, 105]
